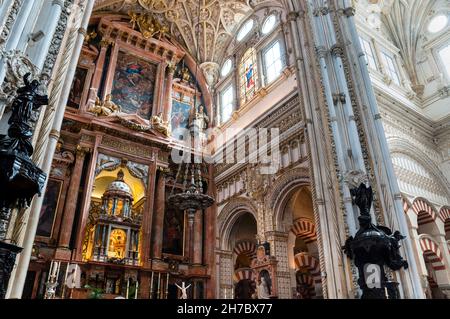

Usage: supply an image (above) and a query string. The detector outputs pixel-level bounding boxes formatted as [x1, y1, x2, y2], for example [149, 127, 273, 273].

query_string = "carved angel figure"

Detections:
[151, 112, 170, 137]
[89, 94, 121, 117]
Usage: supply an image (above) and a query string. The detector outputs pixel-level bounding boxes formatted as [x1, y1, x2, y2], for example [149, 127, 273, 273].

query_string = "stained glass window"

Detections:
[240, 48, 258, 104]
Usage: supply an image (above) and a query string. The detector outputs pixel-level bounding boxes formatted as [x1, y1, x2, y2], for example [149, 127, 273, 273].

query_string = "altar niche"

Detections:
[83, 159, 148, 267]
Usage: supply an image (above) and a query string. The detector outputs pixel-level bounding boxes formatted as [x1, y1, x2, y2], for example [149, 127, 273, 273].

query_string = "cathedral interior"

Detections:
[0, 0, 449, 300]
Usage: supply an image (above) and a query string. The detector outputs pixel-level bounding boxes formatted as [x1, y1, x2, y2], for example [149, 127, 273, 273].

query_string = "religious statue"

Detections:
[151, 112, 170, 137]
[175, 282, 191, 299]
[0, 73, 48, 157]
[256, 277, 270, 299]
[181, 67, 191, 83]
[188, 105, 209, 132]
[88, 94, 121, 116]
[350, 182, 373, 216]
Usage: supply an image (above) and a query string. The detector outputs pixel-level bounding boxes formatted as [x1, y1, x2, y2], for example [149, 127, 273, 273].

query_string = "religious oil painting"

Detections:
[36, 179, 63, 238]
[111, 51, 157, 119]
[171, 99, 192, 136]
[162, 200, 185, 256]
[68, 67, 88, 109]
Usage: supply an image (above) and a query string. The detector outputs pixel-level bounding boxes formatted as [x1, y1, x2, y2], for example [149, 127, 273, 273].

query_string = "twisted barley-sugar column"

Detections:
[7, 0, 95, 299]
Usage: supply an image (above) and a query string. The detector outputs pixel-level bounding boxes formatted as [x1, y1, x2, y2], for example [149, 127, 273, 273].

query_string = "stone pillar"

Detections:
[56, 146, 88, 257]
[86, 39, 110, 106]
[193, 210, 203, 265]
[266, 231, 291, 299]
[26, 0, 64, 70]
[0, 0, 35, 83]
[163, 64, 175, 122]
[436, 234, 450, 283]
[204, 172, 217, 298]
[218, 250, 233, 299]
[140, 162, 157, 268]
[151, 171, 165, 259]
[7, 1, 97, 298]
[338, 0, 425, 298]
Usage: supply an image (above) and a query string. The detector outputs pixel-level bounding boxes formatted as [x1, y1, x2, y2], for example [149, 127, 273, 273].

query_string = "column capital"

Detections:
[342, 7, 356, 17]
[167, 62, 177, 75]
[315, 46, 328, 59]
[331, 44, 344, 57]
[99, 38, 113, 48]
[313, 7, 330, 17]
[76, 145, 90, 158]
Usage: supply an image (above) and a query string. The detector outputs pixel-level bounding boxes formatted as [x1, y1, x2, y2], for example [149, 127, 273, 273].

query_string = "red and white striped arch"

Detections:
[412, 198, 437, 226]
[233, 268, 256, 283]
[233, 241, 257, 260]
[439, 207, 450, 235]
[291, 218, 317, 244]
[294, 252, 321, 286]
[419, 236, 446, 271]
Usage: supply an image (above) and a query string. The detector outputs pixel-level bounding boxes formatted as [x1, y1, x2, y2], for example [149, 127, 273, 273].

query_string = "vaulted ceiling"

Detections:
[360, 0, 448, 95]
[93, 0, 271, 67]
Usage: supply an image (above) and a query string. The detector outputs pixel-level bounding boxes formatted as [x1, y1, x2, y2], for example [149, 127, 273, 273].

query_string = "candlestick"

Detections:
[150, 272, 154, 299]
[135, 281, 139, 299]
[165, 273, 169, 299]
[126, 278, 130, 299]
[62, 262, 70, 299]
[157, 273, 161, 299]
[72, 264, 78, 289]
[55, 261, 61, 282]
[48, 262, 54, 280]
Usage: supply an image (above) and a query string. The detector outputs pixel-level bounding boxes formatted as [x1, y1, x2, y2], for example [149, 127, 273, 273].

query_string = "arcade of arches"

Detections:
[0, 0, 450, 300]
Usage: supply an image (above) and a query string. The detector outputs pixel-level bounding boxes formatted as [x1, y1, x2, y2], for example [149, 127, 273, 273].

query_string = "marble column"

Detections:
[140, 163, 157, 268]
[7, 0, 96, 299]
[56, 146, 88, 257]
[151, 171, 165, 259]
[86, 39, 110, 106]
[26, 0, 64, 71]
[0, 0, 35, 84]
[163, 64, 175, 122]
[205, 168, 217, 298]
[193, 210, 203, 265]
[339, 0, 424, 298]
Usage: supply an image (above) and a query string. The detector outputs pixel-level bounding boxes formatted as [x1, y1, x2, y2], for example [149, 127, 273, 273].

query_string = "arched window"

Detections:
[240, 48, 258, 104]
[221, 59, 233, 77]
[237, 19, 254, 42]
[262, 15, 277, 34]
